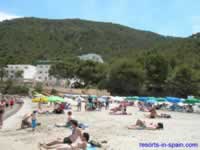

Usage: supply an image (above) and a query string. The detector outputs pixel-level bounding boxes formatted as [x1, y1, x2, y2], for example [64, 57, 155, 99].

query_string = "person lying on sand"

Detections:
[109, 106, 132, 115]
[37, 107, 52, 114]
[145, 107, 171, 119]
[110, 104, 122, 112]
[127, 119, 164, 130]
[40, 132, 89, 150]
[40, 120, 82, 148]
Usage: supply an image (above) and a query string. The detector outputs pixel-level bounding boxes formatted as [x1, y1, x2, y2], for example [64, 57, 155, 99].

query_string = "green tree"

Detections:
[15, 70, 23, 79]
[166, 65, 199, 97]
[144, 53, 169, 95]
[0, 58, 8, 81]
[34, 82, 43, 93]
[76, 60, 107, 87]
[50, 88, 58, 95]
[49, 57, 79, 79]
[106, 59, 144, 95]
[0, 66, 7, 81]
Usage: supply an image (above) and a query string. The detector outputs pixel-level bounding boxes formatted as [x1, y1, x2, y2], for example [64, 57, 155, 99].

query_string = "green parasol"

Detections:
[184, 98, 200, 104]
[47, 96, 65, 102]
[156, 97, 166, 102]
[125, 96, 139, 101]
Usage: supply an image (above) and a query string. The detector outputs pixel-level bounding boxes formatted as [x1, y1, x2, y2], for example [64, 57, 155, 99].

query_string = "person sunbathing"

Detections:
[110, 105, 122, 113]
[109, 106, 132, 115]
[145, 107, 171, 119]
[145, 107, 158, 118]
[40, 120, 82, 148]
[127, 119, 164, 130]
[40, 132, 89, 150]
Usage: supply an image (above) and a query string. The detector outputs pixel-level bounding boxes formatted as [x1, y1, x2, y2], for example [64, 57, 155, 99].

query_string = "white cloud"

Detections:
[0, 11, 21, 22]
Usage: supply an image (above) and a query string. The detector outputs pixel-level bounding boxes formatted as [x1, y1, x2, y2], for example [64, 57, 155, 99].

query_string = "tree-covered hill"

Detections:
[0, 17, 199, 96]
[0, 17, 180, 63]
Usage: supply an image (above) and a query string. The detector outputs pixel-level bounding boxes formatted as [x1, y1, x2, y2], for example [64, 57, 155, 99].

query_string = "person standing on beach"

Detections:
[76, 96, 82, 111]
[10, 98, 14, 109]
[31, 111, 37, 131]
[0, 100, 5, 129]
[105, 97, 110, 110]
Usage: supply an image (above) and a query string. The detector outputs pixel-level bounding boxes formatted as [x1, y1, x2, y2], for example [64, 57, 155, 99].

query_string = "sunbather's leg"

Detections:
[127, 125, 137, 129]
[136, 119, 144, 126]
[41, 144, 64, 149]
[45, 139, 63, 146]
[56, 144, 71, 150]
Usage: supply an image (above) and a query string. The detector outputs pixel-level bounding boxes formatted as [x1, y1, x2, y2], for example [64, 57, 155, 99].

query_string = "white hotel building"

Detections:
[5, 64, 60, 85]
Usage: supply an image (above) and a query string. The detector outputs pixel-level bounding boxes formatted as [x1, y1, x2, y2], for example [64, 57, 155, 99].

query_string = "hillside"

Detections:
[0, 17, 171, 63]
[0, 17, 199, 64]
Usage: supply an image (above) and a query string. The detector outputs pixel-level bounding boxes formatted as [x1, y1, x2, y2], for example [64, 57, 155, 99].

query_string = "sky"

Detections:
[0, 0, 200, 37]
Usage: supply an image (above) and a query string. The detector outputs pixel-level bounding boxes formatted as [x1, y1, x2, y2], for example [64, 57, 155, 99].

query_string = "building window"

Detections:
[39, 71, 42, 74]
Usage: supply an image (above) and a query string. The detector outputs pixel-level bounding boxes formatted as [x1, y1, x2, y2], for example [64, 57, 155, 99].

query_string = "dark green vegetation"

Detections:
[0, 17, 199, 97]
[0, 80, 29, 95]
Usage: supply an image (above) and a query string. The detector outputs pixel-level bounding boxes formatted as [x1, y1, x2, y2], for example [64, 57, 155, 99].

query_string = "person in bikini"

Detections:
[127, 119, 164, 130]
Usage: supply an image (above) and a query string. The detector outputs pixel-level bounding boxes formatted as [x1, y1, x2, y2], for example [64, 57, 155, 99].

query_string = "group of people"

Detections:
[0, 96, 23, 129]
[21, 110, 39, 131]
[84, 96, 110, 111]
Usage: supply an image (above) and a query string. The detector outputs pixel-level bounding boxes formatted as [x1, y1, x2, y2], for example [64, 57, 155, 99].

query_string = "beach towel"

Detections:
[87, 144, 96, 150]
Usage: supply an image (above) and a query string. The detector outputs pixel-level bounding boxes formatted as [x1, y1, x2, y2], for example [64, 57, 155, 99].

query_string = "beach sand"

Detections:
[0, 98, 200, 150]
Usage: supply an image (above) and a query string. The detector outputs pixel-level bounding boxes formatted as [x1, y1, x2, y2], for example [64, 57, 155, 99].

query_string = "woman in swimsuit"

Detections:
[128, 119, 164, 130]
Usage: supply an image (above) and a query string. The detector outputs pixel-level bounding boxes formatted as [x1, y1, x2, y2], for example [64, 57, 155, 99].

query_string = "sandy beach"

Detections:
[0, 98, 200, 150]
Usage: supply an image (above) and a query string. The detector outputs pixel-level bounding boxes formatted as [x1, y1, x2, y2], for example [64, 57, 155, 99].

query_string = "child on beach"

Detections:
[31, 110, 37, 131]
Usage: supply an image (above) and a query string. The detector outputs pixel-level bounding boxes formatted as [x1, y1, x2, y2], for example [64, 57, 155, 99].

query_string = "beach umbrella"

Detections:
[125, 96, 138, 101]
[138, 97, 148, 102]
[156, 97, 166, 102]
[166, 97, 181, 103]
[98, 97, 106, 103]
[47, 96, 65, 103]
[184, 98, 200, 104]
[113, 96, 124, 102]
[146, 99, 157, 104]
[32, 96, 48, 103]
